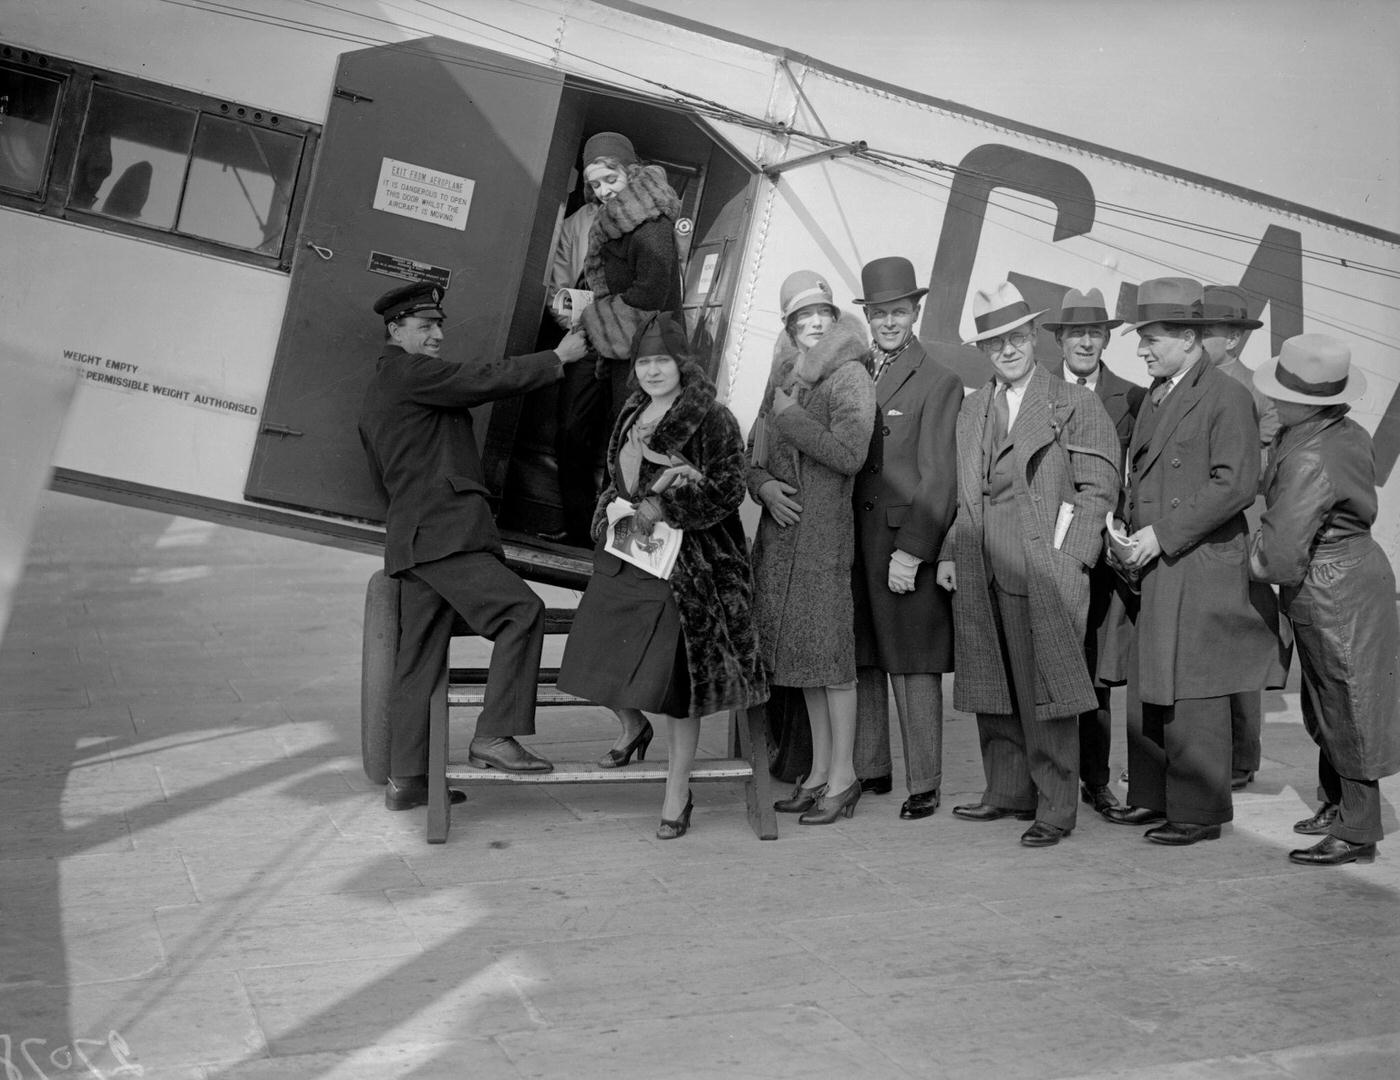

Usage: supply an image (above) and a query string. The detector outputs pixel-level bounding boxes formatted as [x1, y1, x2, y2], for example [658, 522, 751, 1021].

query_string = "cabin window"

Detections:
[0, 43, 317, 271]
[0, 63, 62, 196]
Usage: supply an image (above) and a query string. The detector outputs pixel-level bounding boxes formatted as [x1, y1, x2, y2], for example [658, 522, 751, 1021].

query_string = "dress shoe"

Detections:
[1080, 783, 1121, 815]
[899, 789, 940, 820]
[467, 736, 553, 773]
[951, 802, 1035, 822]
[598, 720, 654, 769]
[1293, 803, 1340, 835]
[860, 773, 893, 795]
[385, 776, 466, 811]
[657, 790, 694, 840]
[1144, 821, 1222, 846]
[774, 780, 826, 813]
[1020, 821, 1071, 847]
[1230, 770, 1255, 791]
[799, 779, 861, 825]
[1288, 834, 1376, 866]
[1102, 805, 1165, 826]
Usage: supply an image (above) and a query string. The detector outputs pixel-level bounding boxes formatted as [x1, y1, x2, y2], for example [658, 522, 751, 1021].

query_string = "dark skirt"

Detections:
[558, 545, 691, 717]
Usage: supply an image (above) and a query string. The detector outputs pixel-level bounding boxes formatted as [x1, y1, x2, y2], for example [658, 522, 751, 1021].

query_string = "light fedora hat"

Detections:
[1121, 276, 1211, 334]
[1041, 287, 1123, 332]
[853, 256, 928, 306]
[963, 281, 1045, 345]
[1253, 333, 1366, 406]
[1202, 284, 1264, 329]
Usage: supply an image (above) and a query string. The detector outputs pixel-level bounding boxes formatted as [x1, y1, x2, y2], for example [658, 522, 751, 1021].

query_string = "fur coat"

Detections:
[746, 312, 876, 686]
[588, 360, 769, 718]
[579, 166, 683, 361]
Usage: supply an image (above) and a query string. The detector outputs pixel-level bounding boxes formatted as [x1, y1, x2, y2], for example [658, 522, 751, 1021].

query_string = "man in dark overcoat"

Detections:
[1105, 277, 1283, 845]
[935, 282, 1120, 847]
[850, 257, 962, 820]
[1040, 287, 1145, 816]
[358, 283, 587, 809]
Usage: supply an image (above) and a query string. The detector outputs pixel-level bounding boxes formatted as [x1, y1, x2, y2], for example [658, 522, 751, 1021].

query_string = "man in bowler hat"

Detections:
[1105, 277, 1282, 844]
[358, 282, 588, 809]
[936, 282, 1120, 846]
[850, 257, 962, 819]
[1041, 287, 1145, 816]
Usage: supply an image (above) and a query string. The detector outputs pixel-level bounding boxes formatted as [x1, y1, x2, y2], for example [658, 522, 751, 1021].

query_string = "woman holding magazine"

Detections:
[558, 315, 768, 839]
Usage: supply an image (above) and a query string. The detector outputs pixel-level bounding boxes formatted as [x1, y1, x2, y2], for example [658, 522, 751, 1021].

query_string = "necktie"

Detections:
[1150, 377, 1170, 405]
[992, 383, 1010, 443]
[1076, 376, 1087, 385]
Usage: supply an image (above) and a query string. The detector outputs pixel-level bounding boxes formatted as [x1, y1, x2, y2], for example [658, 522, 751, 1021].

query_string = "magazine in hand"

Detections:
[604, 498, 682, 580]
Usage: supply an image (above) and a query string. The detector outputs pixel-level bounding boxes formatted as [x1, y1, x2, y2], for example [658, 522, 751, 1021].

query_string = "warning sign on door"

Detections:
[372, 158, 474, 231]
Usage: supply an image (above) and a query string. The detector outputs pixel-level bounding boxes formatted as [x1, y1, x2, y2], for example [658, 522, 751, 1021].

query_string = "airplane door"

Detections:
[245, 36, 564, 521]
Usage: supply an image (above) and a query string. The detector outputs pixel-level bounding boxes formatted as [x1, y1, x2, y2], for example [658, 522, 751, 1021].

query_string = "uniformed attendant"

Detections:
[849, 257, 961, 820]
[358, 283, 588, 809]
[1041, 287, 1145, 817]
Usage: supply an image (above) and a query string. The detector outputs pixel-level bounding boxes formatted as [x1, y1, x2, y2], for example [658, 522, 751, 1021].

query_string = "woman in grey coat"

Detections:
[1249, 334, 1400, 867]
[748, 270, 876, 825]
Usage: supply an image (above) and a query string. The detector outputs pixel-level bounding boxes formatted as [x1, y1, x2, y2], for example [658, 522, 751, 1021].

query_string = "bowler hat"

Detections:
[1202, 285, 1264, 329]
[962, 281, 1045, 345]
[853, 256, 928, 306]
[1041, 287, 1123, 332]
[1253, 333, 1366, 406]
[582, 131, 638, 169]
[779, 270, 836, 321]
[1121, 277, 1210, 333]
[373, 282, 445, 323]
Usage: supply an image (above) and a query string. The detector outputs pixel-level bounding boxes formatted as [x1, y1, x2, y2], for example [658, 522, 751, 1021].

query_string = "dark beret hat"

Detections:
[373, 282, 445, 323]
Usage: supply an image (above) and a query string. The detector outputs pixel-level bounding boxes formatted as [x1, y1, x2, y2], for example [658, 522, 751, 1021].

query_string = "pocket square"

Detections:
[886, 409, 904, 417]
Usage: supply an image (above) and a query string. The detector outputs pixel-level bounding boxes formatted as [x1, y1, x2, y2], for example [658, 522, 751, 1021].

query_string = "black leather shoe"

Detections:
[1144, 821, 1222, 846]
[1230, 770, 1255, 791]
[860, 773, 893, 795]
[1080, 783, 1120, 815]
[1020, 821, 1071, 847]
[385, 777, 467, 811]
[1288, 834, 1377, 866]
[467, 737, 553, 773]
[1102, 805, 1165, 826]
[1293, 803, 1340, 835]
[899, 789, 940, 820]
[952, 802, 1035, 822]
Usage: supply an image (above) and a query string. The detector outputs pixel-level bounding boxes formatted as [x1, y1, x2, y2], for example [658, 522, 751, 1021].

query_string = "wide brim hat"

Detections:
[1041, 287, 1123, 332]
[1253, 333, 1366, 405]
[1121, 276, 1211, 334]
[1202, 284, 1264, 330]
[853, 256, 928, 306]
[962, 281, 1044, 345]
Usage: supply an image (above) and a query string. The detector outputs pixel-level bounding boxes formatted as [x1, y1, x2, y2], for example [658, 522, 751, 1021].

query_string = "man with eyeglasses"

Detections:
[358, 282, 588, 810]
[1041, 288, 1147, 817]
[935, 281, 1119, 847]
[849, 257, 962, 820]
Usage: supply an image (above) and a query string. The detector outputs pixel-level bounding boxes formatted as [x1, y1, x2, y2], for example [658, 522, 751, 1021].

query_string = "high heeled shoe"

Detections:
[774, 779, 827, 813]
[798, 779, 861, 825]
[657, 790, 694, 840]
[597, 720, 654, 769]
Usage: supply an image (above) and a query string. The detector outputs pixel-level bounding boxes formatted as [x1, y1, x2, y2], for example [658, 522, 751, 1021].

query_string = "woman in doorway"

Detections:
[1249, 334, 1399, 866]
[558, 315, 767, 839]
[748, 270, 876, 825]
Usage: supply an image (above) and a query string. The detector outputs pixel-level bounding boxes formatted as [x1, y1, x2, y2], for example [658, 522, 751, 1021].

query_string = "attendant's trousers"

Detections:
[556, 357, 630, 541]
[388, 551, 545, 777]
[1230, 690, 1262, 775]
[1126, 693, 1234, 826]
[975, 584, 1078, 830]
[1077, 685, 1113, 790]
[1317, 751, 1383, 844]
[854, 667, 943, 796]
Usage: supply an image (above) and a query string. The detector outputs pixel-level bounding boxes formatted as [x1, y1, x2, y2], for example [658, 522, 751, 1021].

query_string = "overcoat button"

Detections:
[1170, 498, 1180, 507]
[1171, 458, 1181, 467]
[882, 426, 891, 436]
[863, 501, 874, 511]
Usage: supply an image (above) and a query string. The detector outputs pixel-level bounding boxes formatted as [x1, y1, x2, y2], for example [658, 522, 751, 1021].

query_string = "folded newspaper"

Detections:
[604, 498, 683, 580]
[551, 288, 595, 327]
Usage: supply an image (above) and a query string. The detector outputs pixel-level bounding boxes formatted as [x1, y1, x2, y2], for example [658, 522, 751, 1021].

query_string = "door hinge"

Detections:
[333, 86, 374, 104]
[260, 423, 305, 438]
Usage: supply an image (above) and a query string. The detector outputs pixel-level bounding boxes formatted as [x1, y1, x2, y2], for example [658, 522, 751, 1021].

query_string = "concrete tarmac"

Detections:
[2, 492, 1397, 1079]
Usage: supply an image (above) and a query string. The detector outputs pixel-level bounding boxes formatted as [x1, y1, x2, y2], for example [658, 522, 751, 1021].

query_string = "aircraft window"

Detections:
[0, 64, 62, 196]
[178, 114, 302, 253]
[75, 86, 195, 227]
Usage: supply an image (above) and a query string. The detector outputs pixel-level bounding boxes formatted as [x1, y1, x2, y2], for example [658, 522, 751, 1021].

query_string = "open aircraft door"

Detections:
[245, 37, 565, 521]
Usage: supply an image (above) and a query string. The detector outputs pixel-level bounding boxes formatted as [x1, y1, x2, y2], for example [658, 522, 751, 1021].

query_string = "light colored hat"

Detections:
[779, 270, 836, 321]
[1253, 334, 1366, 405]
[1121, 276, 1210, 334]
[1041, 287, 1123, 332]
[963, 281, 1044, 345]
